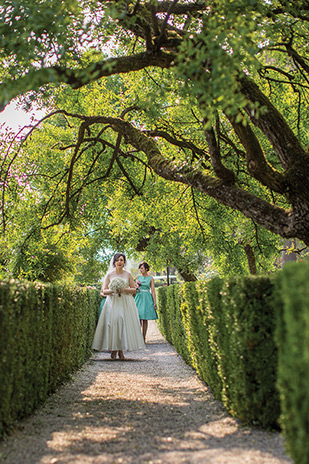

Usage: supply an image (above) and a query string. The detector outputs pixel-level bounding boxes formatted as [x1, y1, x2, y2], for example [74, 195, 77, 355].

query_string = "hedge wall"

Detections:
[157, 263, 309, 462]
[274, 262, 309, 464]
[157, 275, 279, 428]
[0, 280, 100, 437]
[179, 280, 223, 400]
[217, 276, 279, 428]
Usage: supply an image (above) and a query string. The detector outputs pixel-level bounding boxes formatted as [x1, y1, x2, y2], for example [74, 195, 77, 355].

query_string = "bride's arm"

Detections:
[123, 273, 137, 294]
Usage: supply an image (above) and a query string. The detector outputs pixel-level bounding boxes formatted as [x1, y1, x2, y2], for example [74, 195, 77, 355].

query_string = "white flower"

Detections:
[109, 277, 126, 296]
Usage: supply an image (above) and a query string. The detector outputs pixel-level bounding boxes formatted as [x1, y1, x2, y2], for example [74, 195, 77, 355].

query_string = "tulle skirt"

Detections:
[92, 294, 145, 352]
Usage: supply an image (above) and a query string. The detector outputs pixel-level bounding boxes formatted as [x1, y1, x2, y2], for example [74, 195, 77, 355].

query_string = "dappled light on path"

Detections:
[0, 322, 291, 464]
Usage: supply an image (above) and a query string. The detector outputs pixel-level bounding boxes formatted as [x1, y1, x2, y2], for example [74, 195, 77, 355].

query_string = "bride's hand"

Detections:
[123, 287, 133, 294]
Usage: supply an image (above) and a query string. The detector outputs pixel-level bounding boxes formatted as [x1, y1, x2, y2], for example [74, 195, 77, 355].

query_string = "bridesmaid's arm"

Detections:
[100, 281, 107, 297]
[150, 277, 157, 308]
[103, 274, 113, 295]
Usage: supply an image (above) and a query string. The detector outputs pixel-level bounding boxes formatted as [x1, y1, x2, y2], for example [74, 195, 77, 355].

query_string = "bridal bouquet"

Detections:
[109, 277, 126, 297]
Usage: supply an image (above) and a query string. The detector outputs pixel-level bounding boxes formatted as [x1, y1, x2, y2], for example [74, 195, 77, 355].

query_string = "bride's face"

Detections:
[115, 256, 125, 269]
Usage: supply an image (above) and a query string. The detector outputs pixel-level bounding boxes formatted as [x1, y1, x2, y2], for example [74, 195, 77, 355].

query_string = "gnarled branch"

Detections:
[229, 117, 286, 194]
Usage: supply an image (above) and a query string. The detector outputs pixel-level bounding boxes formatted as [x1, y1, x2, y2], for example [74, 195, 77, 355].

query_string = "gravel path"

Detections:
[0, 321, 292, 464]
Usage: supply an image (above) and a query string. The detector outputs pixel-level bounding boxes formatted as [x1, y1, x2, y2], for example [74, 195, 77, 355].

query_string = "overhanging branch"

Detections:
[0, 51, 175, 110]
[21, 110, 303, 242]
[229, 117, 286, 194]
[238, 75, 307, 170]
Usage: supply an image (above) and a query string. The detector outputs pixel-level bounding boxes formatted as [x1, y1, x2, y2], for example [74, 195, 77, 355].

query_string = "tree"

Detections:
[1, 72, 282, 280]
[0, 124, 113, 282]
[104, 168, 281, 278]
[1, 0, 309, 253]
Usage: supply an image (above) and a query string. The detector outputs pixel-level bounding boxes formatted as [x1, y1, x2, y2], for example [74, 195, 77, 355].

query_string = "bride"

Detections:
[92, 252, 145, 359]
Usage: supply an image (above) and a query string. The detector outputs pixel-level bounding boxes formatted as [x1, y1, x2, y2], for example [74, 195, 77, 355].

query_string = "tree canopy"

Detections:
[0, 0, 308, 281]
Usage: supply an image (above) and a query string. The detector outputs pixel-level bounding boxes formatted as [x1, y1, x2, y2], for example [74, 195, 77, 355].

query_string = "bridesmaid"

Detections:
[134, 261, 158, 342]
[98, 281, 107, 320]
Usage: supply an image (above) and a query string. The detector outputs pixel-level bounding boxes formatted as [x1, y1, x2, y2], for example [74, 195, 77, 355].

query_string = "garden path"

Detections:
[0, 321, 292, 464]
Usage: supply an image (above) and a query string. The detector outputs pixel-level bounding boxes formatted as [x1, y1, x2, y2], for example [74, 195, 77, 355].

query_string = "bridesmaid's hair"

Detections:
[112, 253, 126, 267]
[139, 261, 150, 271]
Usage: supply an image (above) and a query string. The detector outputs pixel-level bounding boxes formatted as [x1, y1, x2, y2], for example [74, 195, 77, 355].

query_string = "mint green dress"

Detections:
[98, 297, 106, 320]
[135, 275, 158, 320]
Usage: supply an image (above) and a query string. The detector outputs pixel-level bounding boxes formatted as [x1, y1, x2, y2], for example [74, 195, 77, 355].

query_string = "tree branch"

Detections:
[202, 122, 236, 184]
[238, 75, 308, 170]
[150, 3, 160, 36]
[0, 51, 175, 110]
[28, 110, 309, 243]
[157, 0, 179, 41]
[100, 116, 294, 239]
[243, 244, 257, 275]
[155, 1, 206, 15]
[65, 121, 88, 216]
[229, 117, 286, 193]
[115, 157, 142, 195]
[286, 43, 309, 75]
[191, 187, 207, 243]
[144, 128, 209, 163]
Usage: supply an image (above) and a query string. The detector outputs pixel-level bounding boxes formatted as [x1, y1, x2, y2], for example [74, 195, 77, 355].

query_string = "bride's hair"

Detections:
[112, 252, 126, 267]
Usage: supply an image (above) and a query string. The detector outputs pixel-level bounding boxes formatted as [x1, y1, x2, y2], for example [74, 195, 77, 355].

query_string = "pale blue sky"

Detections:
[0, 101, 46, 133]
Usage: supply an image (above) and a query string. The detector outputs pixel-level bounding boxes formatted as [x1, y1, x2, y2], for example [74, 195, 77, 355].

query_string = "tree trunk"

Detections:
[166, 266, 170, 286]
[177, 267, 197, 282]
[244, 244, 257, 275]
[281, 240, 297, 267]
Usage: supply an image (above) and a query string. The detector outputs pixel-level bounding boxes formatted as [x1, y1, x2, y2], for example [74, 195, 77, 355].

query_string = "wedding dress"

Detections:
[92, 277, 145, 352]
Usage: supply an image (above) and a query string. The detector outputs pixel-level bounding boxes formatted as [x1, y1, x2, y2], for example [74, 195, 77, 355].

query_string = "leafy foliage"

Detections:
[0, 0, 308, 280]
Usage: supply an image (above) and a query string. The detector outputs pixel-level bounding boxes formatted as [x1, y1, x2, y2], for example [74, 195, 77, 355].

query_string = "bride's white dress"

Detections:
[92, 279, 145, 352]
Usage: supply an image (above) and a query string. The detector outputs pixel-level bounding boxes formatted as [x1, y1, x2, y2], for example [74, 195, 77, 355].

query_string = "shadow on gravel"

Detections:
[90, 358, 146, 363]
[0, 322, 291, 464]
[0, 365, 291, 464]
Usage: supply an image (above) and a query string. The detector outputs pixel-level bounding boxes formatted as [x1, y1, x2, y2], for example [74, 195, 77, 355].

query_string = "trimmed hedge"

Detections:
[0, 280, 100, 437]
[156, 283, 172, 341]
[157, 274, 279, 428]
[157, 263, 309, 460]
[217, 276, 279, 428]
[274, 262, 309, 464]
[179, 280, 223, 399]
